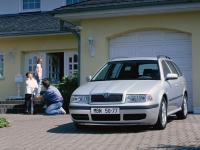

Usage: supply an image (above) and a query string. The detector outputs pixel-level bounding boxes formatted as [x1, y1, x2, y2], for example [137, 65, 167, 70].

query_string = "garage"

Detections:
[109, 30, 193, 112]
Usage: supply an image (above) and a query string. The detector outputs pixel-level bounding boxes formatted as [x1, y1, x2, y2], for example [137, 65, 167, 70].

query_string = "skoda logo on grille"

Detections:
[103, 93, 109, 98]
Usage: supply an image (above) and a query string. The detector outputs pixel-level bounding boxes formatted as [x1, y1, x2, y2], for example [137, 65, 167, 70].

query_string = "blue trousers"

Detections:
[45, 102, 62, 115]
[35, 76, 42, 96]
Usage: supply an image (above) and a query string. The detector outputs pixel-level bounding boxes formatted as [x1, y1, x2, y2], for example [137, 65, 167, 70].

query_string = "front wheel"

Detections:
[154, 97, 167, 130]
[176, 94, 188, 119]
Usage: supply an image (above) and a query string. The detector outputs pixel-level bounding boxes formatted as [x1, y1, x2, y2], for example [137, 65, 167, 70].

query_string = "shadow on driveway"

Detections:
[47, 116, 178, 134]
[148, 145, 200, 150]
[47, 122, 153, 134]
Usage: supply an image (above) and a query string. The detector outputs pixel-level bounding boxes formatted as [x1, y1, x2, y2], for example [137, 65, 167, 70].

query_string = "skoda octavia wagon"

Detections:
[69, 55, 188, 130]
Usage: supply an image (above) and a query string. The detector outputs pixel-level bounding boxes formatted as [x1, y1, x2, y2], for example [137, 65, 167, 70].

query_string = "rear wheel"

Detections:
[176, 94, 188, 119]
[154, 97, 167, 130]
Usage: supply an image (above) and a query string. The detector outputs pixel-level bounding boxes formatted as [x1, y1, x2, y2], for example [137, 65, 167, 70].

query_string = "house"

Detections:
[50, 0, 200, 113]
[0, 0, 82, 100]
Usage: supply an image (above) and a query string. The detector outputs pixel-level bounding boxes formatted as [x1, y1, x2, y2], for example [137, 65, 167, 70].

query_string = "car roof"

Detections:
[110, 57, 157, 62]
[110, 56, 172, 62]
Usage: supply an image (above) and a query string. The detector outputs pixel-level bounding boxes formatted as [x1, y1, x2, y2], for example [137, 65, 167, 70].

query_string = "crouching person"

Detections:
[30, 79, 66, 115]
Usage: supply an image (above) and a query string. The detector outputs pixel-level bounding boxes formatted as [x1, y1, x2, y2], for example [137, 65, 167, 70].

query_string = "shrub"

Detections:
[59, 72, 78, 112]
[0, 117, 9, 128]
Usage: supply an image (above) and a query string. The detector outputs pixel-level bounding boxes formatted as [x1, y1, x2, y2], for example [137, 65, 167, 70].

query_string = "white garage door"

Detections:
[109, 30, 193, 112]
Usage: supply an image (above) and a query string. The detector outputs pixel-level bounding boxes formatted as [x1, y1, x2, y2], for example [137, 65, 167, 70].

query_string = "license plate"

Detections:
[91, 108, 120, 114]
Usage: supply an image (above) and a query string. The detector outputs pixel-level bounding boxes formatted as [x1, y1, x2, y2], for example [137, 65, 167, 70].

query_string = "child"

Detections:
[24, 72, 38, 114]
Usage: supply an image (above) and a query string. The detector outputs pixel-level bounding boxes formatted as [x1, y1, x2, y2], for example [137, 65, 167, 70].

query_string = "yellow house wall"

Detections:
[80, 11, 200, 107]
[0, 34, 77, 100]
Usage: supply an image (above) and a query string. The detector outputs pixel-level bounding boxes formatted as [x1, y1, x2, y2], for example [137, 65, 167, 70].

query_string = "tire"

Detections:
[154, 97, 167, 130]
[176, 94, 188, 120]
[73, 123, 88, 129]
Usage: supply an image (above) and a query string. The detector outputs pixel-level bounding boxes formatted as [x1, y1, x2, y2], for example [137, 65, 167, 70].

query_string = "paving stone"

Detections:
[0, 114, 200, 150]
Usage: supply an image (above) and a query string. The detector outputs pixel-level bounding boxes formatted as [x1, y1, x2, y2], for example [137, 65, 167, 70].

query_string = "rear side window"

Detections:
[171, 62, 183, 76]
[161, 60, 171, 77]
[166, 61, 179, 76]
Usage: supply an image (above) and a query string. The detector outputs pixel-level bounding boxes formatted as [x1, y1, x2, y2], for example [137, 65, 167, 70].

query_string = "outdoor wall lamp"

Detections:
[88, 36, 95, 57]
[8, 50, 14, 63]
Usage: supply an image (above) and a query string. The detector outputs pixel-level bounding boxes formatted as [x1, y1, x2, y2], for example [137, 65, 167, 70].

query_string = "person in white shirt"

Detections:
[35, 58, 42, 96]
[24, 72, 38, 114]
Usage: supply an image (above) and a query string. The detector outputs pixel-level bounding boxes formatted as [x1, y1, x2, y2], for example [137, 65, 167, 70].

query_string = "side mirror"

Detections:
[86, 76, 92, 82]
[166, 73, 178, 80]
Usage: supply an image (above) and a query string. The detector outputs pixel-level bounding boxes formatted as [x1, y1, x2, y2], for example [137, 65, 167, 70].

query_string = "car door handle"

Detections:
[175, 84, 178, 87]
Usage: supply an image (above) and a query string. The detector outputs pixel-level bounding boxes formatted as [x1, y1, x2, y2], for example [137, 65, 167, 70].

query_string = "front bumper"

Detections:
[69, 103, 160, 125]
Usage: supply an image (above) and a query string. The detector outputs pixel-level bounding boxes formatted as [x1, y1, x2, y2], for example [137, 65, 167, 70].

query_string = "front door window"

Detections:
[28, 56, 38, 77]
[47, 54, 60, 83]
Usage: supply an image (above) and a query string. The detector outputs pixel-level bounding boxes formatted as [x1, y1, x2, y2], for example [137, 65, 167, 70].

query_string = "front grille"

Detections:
[123, 114, 146, 120]
[91, 114, 120, 121]
[71, 114, 89, 120]
[91, 94, 122, 102]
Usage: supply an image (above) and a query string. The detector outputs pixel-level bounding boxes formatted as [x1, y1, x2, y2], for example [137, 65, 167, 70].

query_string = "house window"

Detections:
[0, 54, 4, 78]
[66, 0, 83, 5]
[68, 54, 78, 75]
[23, 0, 40, 10]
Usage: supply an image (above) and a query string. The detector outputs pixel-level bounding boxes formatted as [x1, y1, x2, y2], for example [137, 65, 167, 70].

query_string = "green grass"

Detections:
[0, 117, 9, 128]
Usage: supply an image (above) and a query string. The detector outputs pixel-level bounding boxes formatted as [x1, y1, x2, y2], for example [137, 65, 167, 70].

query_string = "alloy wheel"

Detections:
[183, 97, 188, 116]
[161, 102, 167, 127]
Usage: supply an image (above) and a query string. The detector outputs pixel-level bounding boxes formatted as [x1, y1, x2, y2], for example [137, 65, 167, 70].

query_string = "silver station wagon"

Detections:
[69, 56, 188, 130]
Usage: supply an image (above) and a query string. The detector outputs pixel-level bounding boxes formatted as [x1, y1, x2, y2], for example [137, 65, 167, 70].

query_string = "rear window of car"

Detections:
[92, 60, 160, 81]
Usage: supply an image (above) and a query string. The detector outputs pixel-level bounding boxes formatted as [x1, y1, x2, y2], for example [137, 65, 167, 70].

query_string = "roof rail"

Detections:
[157, 55, 170, 59]
[111, 57, 129, 60]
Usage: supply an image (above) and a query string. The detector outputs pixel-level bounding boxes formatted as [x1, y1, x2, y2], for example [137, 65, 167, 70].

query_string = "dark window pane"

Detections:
[33, 56, 37, 64]
[69, 57, 72, 63]
[29, 66, 32, 71]
[29, 59, 32, 65]
[74, 54, 77, 62]
[74, 64, 77, 69]
[69, 65, 72, 70]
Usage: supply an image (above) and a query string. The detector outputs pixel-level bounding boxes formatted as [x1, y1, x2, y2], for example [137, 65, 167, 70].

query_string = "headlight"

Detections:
[125, 94, 153, 103]
[70, 95, 89, 103]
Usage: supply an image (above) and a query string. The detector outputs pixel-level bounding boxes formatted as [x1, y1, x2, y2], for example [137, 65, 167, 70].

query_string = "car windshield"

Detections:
[91, 60, 160, 81]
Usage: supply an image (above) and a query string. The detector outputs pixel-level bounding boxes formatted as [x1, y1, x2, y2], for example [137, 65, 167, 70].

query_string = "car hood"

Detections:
[73, 80, 160, 95]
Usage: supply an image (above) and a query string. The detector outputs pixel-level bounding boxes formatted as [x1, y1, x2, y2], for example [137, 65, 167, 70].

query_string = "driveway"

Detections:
[0, 114, 200, 150]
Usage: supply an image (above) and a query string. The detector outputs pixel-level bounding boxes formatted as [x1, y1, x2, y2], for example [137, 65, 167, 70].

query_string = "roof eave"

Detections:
[49, 0, 200, 15]
[0, 31, 73, 38]
[50, 1, 200, 26]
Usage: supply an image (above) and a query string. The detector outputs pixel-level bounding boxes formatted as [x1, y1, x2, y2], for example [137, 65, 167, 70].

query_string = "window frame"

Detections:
[20, 0, 41, 13]
[66, 0, 83, 5]
[0, 53, 5, 79]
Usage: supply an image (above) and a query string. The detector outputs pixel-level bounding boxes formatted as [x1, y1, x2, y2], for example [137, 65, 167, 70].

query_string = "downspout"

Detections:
[60, 20, 81, 86]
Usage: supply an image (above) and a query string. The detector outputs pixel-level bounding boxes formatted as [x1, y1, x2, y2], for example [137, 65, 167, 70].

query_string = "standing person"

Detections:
[30, 79, 66, 115]
[24, 72, 38, 114]
[35, 58, 42, 96]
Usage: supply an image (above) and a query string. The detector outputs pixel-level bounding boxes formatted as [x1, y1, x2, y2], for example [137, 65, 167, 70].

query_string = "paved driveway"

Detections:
[0, 114, 200, 150]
